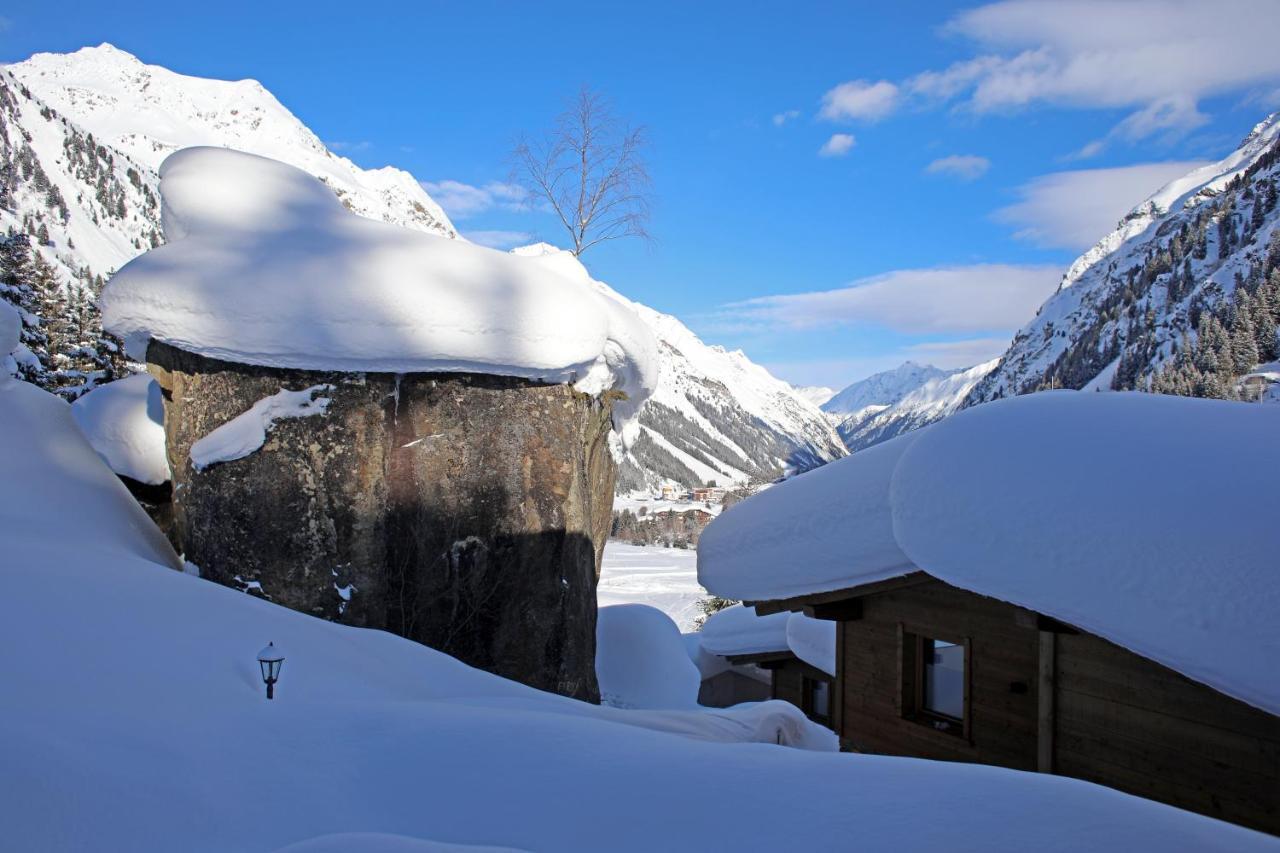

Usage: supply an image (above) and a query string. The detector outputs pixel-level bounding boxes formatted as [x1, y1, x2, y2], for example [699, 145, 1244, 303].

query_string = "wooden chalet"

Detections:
[698, 393, 1280, 835]
[695, 606, 835, 729]
[750, 572, 1279, 833]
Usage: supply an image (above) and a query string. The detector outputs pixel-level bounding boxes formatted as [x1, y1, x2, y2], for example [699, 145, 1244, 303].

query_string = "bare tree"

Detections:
[513, 87, 651, 257]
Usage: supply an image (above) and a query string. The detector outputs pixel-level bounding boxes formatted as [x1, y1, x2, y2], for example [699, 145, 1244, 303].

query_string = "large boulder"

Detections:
[151, 341, 617, 701]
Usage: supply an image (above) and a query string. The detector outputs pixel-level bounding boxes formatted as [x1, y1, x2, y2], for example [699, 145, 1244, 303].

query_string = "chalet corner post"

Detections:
[1037, 630, 1056, 773]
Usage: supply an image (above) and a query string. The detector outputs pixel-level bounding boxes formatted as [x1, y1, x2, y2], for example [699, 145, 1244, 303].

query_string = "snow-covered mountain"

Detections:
[0, 44, 843, 493]
[967, 114, 1280, 405]
[792, 384, 835, 408]
[836, 359, 997, 452]
[9, 44, 456, 264]
[822, 361, 950, 419]
[616, 304, 846, 493]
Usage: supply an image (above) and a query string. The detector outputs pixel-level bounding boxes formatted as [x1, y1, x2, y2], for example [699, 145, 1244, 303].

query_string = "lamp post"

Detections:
[257, 642, 285, 700]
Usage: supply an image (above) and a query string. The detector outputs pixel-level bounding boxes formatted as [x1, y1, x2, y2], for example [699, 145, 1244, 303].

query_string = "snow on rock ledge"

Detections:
[101, 148, 658, 431]
[70, 373, 169, 485]
[189, 384, 332, 471]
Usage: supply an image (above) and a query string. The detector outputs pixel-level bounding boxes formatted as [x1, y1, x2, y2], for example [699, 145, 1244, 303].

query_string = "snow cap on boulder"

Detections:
[101, 147, 658, 435]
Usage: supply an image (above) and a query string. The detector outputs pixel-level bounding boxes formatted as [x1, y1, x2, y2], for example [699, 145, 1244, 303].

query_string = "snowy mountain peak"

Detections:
[8, 44, 457, 246]
[822, 361, 950, 416]
[833, 359, 998, 453]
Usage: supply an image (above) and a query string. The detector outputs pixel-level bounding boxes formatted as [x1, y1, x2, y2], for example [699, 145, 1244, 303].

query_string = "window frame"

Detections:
[899, 623, 972, 740]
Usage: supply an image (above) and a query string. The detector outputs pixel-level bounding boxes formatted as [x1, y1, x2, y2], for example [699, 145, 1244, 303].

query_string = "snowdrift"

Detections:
[2, 340, 1272, 850]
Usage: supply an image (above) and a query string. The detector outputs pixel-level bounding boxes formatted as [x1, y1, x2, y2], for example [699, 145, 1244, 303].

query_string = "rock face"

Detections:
[149, 341, 616, 701]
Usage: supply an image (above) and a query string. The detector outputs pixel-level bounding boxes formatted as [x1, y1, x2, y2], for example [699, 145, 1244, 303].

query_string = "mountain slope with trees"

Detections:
[967, 114, 1280, 406]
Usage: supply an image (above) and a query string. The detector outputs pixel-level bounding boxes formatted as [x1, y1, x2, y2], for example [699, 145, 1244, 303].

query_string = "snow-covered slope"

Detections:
[8, 365, 1264, 852]
[838, 359, 998, 452]
[2, 45, 841, 494]
[619, 301, 846, 491]
[968, 114, 1280, 404]
[792, 384, 835, 407]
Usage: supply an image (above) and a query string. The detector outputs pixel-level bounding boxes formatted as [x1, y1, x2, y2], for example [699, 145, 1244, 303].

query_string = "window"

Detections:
[802, 676, 831, 726]
[901, 627, 968, 737]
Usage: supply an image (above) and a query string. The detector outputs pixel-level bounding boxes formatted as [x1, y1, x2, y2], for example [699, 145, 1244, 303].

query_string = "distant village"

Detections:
[610, 484, 734, 547]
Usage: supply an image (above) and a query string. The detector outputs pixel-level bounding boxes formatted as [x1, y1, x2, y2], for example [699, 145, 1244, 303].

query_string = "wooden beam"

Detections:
[748, 571, 930, 617]
[804, 598, 863, 621]
[725, 650, 794, 668]
[1038, 630, 1056, 773]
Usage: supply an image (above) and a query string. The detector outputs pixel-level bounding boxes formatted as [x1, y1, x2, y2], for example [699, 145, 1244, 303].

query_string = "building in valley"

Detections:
[698, 391, 1280, 834]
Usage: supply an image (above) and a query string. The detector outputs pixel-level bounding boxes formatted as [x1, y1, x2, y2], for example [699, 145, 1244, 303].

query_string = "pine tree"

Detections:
[1230, 310, 1260, 374]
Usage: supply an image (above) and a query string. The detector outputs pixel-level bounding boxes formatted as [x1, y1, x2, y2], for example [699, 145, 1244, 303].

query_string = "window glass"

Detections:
[923, 639, 964, 720]
[810, 679, 830, 718]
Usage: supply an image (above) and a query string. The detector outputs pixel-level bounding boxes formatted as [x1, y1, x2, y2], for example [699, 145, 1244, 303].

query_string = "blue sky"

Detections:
[7, 1, 1280, 388]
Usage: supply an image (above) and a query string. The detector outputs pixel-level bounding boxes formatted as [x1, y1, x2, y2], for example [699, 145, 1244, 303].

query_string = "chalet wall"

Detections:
[837, 579, 1039, 770]
[697, 670, 771, 708]
[832, 576, 1280, 834]
[1054, 631, 1280, 833]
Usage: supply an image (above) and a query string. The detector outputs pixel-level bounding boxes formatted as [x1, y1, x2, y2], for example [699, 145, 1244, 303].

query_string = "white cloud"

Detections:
[721, 264, 1061, 335]
[902, 337, 1010, 368]
[419, 179, 526, 219]
[772, 109, 801, 126]
[994, 160, 1208, 250]
[907, 0, 1280, 140]
[819, 79, 900, 122]
[326, 140, 372, 153]
[925, 154, 991, 180]
[819, 133, 856, 157]
[463, 230, 534, 249]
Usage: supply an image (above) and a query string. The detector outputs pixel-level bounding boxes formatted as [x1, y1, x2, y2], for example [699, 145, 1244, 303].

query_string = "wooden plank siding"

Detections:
[839, 578, 1040, 770]
[821, 574, 1280, 834]
[1054, 630, 1280, 832]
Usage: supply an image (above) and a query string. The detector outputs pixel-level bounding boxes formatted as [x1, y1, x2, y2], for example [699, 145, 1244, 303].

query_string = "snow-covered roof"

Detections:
[698, 604, 791, 658]
[696, 605, 836, 676]
[101, 148, 658, 429]
[700, 391, 1280, 716]
[596, 604, 701, 710]
[786, 613, 836, 677]
[70, 373, 170, 485]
